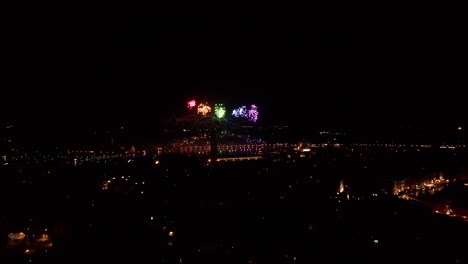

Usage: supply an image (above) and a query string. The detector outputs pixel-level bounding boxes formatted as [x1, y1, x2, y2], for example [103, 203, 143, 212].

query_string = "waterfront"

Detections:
[394, 171, 468, 221]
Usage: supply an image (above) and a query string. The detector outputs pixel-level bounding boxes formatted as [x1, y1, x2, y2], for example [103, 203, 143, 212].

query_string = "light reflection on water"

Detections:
[414, 185, 444, 197]
[393, 170, 451, 197]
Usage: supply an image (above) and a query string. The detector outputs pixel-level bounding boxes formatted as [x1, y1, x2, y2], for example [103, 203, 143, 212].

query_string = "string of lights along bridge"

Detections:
[186, 99, 259, 122]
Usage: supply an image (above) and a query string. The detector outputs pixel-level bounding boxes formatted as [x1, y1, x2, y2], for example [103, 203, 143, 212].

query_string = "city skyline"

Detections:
[2, 8, 468, 263]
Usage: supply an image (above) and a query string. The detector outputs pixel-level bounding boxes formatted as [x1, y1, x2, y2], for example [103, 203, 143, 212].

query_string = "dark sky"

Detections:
[2, 7, 466, 140]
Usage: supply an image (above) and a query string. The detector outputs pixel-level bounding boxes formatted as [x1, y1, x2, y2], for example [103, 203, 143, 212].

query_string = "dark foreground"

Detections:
[1, 150, 468, 263]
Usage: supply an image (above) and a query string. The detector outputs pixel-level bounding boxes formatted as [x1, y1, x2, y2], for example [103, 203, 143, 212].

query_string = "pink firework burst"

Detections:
[187, 99, 197, 110]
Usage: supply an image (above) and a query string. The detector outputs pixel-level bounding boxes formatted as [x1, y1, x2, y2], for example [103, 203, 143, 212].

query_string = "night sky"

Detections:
[2, 7, 466, 142]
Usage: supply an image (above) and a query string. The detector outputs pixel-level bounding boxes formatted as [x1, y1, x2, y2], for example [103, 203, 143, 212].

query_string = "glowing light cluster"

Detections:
[232, 106, 248, 118]
[232, 104, 259, 122]
[247, 104, 258, 122]
[197, 103, 212, 116]
[187, 99, 197, 110]
[185, 99, 259, 122]
[214, 104, 226, 119]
